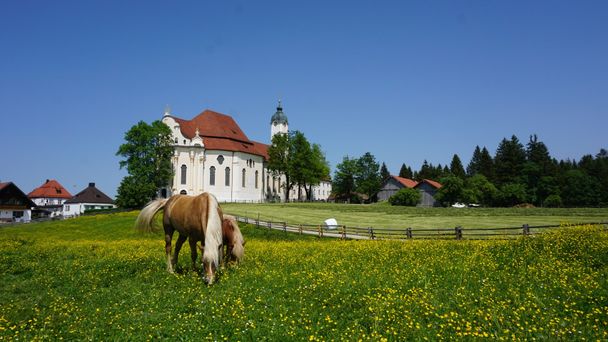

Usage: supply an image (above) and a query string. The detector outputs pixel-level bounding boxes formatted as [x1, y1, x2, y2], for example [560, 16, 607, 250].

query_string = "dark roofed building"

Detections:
[63, 183, 116, 217]
[0, 182, 36, 223]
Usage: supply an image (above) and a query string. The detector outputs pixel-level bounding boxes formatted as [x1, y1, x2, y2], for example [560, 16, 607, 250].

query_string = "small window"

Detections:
[210, 166, 216, 186]
[242, 168, 246, 188]
[180, 190, 187, 195]
[255, 170, 259, 189]
[181, 165, 187, 185]
[225, 167, 230, 186]
[217, 155, 224, 165]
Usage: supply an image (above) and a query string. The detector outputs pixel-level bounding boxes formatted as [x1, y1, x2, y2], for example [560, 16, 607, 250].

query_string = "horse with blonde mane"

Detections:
[135, 192, 223, 284]
[221, 215, 245, 265]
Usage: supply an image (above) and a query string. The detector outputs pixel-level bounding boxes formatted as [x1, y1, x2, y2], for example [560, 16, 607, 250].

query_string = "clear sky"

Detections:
[2, 1, 607, 198]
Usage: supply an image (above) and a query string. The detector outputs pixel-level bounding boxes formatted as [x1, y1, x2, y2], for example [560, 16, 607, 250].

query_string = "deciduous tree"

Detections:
[116, 120, 173, 208]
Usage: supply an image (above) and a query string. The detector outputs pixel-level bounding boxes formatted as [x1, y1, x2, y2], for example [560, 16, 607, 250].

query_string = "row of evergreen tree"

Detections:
[387, 135, 607, 207]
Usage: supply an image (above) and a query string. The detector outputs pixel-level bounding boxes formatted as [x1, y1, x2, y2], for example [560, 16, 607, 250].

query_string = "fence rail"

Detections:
[231, 215, 608, 240]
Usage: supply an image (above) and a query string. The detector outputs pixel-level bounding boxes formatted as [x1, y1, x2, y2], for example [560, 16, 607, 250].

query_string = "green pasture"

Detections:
[222, 202, 608, 229]
[1, 211, 608, 340]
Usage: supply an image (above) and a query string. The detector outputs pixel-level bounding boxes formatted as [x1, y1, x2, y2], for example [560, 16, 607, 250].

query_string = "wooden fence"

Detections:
[231, 215, 608, 240]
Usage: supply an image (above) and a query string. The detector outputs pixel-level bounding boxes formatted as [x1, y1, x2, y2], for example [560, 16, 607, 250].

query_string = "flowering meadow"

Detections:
[1, 211, 607, 340]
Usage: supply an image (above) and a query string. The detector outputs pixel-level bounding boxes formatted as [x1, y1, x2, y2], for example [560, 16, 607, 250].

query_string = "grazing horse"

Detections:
[135, 193, 223, 284]
[221, 215, 245, 265]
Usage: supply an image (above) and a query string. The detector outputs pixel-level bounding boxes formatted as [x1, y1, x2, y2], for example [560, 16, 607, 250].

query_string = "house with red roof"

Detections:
[0, 182, 36, 223]
[377, 175, 419, 202]
[28, 179, 72, 217]
[161, 101, 331, 202]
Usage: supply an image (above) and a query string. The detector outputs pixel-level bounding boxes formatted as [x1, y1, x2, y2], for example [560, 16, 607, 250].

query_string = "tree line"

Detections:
[333, 135, 608, 207]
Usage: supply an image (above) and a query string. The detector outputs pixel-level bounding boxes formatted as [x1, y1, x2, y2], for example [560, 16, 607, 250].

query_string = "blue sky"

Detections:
[2, 1, 607, 198]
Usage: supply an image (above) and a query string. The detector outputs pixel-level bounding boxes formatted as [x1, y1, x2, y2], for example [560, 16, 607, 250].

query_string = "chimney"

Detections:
[89, 183, 95, 187]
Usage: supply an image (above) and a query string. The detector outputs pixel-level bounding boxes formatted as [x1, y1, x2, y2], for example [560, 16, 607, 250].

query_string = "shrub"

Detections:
[543, 194, 563, 208]
[388, 188, 420, 206]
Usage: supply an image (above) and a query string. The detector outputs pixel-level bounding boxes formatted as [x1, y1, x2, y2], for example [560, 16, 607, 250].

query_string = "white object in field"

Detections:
[324, 218, 338, 230]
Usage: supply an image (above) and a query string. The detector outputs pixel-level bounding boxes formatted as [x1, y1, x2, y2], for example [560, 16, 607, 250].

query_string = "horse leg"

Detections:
[173, 234, 187, 272]
[189, 238, 199, 271]
[164, 227, 175, 273]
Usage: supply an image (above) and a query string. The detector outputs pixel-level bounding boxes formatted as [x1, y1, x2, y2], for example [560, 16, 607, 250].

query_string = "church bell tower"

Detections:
[270, 100, 289, 140]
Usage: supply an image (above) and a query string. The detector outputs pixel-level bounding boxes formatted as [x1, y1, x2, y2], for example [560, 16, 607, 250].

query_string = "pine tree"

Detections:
[450, 154, 466, 179]
[399, 163, 413, 179]
[380, 162, 390, 181]
[467, 146, 482, 176]
[479, 147, 495, 181]
[399, 164, 407, 178]
[494, 135, 526, 186]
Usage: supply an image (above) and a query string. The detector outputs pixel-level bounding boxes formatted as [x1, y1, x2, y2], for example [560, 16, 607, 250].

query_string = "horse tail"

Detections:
[135, 198, 168, 233]
[203, 193, 223, 269]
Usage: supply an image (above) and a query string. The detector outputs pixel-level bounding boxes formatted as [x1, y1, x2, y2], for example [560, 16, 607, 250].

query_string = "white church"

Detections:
[160, 102, 331, 203]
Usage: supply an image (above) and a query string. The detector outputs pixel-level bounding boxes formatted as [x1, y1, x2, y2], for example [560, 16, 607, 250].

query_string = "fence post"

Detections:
[299, 224, 303, 235]
[341, 225, 346, 240]
[455, 226, 463, 240]
[406, 227, 413, 239]
[318, 225, 323, 238]
[267, 221, 271, 229]
[256, 214, 259, 229]
[368, 227, 375, 240]
[283, 222, 287, 233]
[523, 224, 530, 236]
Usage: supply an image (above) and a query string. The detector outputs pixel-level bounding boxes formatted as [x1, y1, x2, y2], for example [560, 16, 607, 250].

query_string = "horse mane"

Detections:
[134, 198, 168, 233]
[202, 193, 223, 270]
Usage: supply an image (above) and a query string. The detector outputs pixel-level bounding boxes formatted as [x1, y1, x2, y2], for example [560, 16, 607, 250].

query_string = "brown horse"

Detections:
[221, 215, 245, 265]
[135, 193, 223, 284]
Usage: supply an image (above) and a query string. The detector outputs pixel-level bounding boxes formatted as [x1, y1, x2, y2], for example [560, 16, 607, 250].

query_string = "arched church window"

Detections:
[225, 167, 230, 186]
[242, 168, 246, 188]
[209, 166, 216, 186]
[181, 165, 187, 185]
[255, 171, 259, 189]
[180, 190, 187, 195]
[217, 155, 224, 165]
[174, 138, 178, 144]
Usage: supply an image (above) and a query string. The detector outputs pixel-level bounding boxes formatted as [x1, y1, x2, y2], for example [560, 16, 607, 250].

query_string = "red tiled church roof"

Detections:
[171, 110, 269, 159]
[392, 176, 418, 188]
[28, 179, 72, 199]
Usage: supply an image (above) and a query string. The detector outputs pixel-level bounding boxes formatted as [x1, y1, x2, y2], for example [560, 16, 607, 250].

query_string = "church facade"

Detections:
[161, 102, 331, 203]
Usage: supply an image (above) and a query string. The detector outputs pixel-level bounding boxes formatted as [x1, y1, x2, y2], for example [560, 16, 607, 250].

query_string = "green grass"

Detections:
[222, 202, 608, 229]
[1, 211, 608, 340]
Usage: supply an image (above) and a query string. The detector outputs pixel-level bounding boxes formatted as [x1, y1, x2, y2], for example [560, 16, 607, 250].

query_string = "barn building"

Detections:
[415, 179, 443, 207]
[377, 175, 418, 202]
